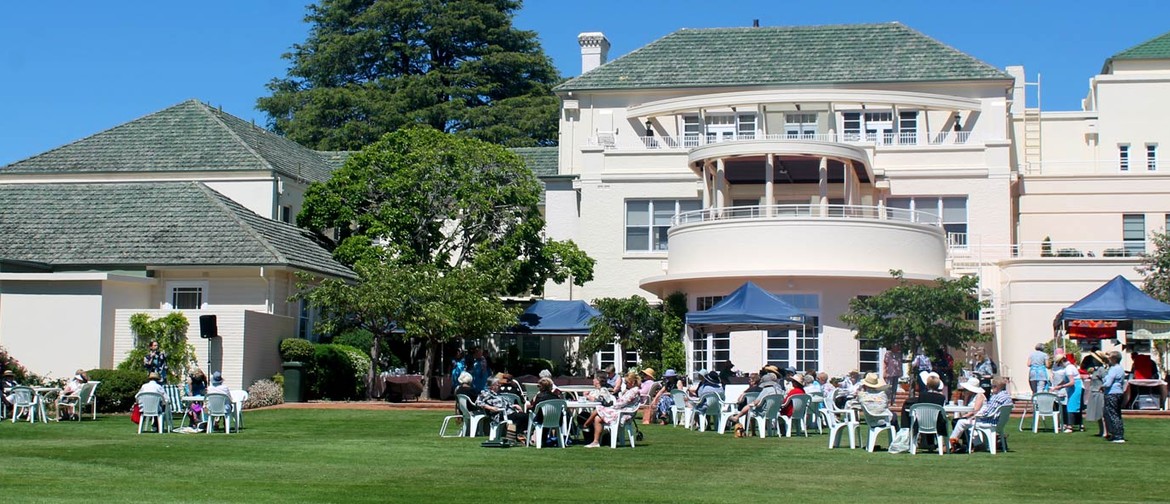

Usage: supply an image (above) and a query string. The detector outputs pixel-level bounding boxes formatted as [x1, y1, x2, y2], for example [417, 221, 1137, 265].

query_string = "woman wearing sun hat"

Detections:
[1081, 350, 1108, 437]
[856, 372, 898, 428]
[952, 376, 986, 427]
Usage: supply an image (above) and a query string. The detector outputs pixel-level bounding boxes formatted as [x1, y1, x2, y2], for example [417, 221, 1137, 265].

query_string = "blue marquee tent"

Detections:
[686, 281, 807, 333]
[1054, 275, 1170, 327]
[513, 300, 601, 335]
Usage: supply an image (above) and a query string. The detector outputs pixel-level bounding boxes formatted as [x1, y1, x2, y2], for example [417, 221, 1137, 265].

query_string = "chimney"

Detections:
[578, 32, 610, 74]
[753, 19, 759, 28]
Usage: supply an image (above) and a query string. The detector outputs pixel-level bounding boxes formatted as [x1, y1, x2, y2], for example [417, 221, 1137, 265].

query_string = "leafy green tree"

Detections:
[296, 263, 516, 399]
[299, 126, 592, 296]
[119, 312, 197, 385]
[1137, 230, 1170, 371]
[840, 270, 988, 354]
[659, 291, 689, 374]
[258, 0, 561, 150]
[582, 296, 664, 373]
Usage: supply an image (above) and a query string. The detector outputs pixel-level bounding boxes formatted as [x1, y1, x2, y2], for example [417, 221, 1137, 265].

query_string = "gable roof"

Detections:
[510, 147, 558, 177]
[1110, 30, 1170, 61]
[0, 100, 337, 183]
[556, 23, 1010, 92]
[0, 182, 355, 279]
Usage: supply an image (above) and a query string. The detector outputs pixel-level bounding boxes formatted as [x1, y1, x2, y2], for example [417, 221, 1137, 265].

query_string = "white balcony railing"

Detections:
[947, 239, 1147, 260]
[673, 204, 944, 227]
[604, 130, 976, 151]
[1021, 160, 1144, 176]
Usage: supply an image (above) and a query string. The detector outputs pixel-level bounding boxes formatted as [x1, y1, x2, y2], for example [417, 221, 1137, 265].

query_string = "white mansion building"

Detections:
[537, 23, 1170, 383]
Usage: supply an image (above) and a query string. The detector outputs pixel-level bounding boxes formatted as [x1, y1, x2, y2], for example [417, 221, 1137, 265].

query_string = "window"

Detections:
[1120, 144, 1130, 171]
[280, 205, 292, 224]
[886, 196, 967, 245]
[1148, 144, 1158, 171]
[1124, 214, 1146, 255]
[297, 299, 319, 341]
[693, 295, 725, 375]
[765, 294, 820, 371]
[864, 112, 894, 143]
[898, 111, 918, 144]
[165, 281, 208, 310]
[625, 199, 701, 252]
[841, 111, 900, 144]
[736, 113, 757, 140]
[785, 113, 817, 139]
[682, 115, 701, 146]
[842, 112, 862, 141]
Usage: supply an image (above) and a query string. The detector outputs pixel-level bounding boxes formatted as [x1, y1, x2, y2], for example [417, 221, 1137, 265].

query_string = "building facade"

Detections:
[541, 23, 1170, 386]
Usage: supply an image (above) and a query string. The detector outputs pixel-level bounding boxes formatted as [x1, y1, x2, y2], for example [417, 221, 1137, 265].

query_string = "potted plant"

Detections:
[279, 338, 314, 403]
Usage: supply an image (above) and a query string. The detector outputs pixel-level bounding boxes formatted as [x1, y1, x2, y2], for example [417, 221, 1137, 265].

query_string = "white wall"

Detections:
[0, 280, 103, 379]
[114, 308, 248, 390]
[242, 310, 295, 388]
[204, 179, 278, 220]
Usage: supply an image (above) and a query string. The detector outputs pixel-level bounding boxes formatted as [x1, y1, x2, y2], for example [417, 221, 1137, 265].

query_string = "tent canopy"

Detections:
[686, 281, 807, 333]
[1054, 275, 1170, 328]
[512, 300, 600, 335]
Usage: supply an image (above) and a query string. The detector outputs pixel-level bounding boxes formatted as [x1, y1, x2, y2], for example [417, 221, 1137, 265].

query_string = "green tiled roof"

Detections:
[556, 23, 1010, 91]
[1110, 30, 1170, 61]
[0, 182, 355, 279]
[1, 100, 337, 183]
[510, 147, 558, 177]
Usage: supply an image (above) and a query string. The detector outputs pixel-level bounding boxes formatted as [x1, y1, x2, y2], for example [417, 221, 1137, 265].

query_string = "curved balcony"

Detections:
[640, 204, 947, 293]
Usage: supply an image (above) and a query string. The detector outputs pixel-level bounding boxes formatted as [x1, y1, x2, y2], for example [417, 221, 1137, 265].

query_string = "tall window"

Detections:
[625, 199, 702, 252]
[886, 196, 968, 245]
[693, 296, 725, 374]
[854, 296, 881, 372]
[765, 294, 820, 371]
[785, 113, 817, 139]
[280, 205, 292, 224]
[736, 113, 757, 140]
[898, 111, 918, 144]
[1124, 214, 1146, 255]
[682, 115, 701, 147]
[1148, 144, 1158, 171]
[1120, 144, 1130, 171]
[298, 299, 317, 341]
[166, 281, 208, 310]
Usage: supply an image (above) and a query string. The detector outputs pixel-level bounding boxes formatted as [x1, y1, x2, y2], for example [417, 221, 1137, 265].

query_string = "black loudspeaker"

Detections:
[199, 314, 218, 339]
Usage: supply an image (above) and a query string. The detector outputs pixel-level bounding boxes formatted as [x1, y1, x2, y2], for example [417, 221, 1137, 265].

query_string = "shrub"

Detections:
[332, 329, 373, 354]
[280, 338, 315, 363]
[243, 379, 284, 409]
[87, 368, 148, 413]
[0, 344, 33, 383]
[271, 372, 285, 387]
[307, 344, 367, 400]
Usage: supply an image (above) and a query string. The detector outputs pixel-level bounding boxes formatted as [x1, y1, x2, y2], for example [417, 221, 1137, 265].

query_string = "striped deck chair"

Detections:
[163, 384, 185, 429]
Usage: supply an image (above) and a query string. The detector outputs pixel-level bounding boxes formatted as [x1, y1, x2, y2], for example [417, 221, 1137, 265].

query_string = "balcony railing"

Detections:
[947, 239, 1147, 260]
[600, 130, 975, 151]
[673, 204, 943, 227]
[1021, 160, 1144, 176]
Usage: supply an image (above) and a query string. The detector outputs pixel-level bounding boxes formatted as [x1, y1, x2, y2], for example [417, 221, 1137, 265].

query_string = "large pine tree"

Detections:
[258, 0, 561, 150]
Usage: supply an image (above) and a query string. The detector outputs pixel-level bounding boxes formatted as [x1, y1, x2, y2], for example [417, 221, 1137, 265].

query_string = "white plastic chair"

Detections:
[820, 401, 860, 449]
[692, 393, 724, 432]
[747, 395, 784, 438]
[84, 381, 101, 419]
[970, 404, 1014, 454]
[907, 403, 946, 455]
[1020, 392, 1060, 433]
[861, 407, 898, 452]
[526, 399, 569, 448]
[780, 394, 811, 437]
[455, 394, 487, 437]
[135, 392, 170, 434]
[230, 390, 248, 429]
[602, 406, 639, 448]
[204, 392, 233, 434]
[669, 390, 688, 426]
[9, 386, 37, 423]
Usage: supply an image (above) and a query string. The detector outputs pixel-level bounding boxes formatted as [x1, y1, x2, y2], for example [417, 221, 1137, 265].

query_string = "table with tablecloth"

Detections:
[383, 375, 424, 402]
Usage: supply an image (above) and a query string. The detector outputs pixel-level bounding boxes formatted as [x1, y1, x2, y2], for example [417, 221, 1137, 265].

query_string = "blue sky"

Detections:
[1, 0, 1168, 165]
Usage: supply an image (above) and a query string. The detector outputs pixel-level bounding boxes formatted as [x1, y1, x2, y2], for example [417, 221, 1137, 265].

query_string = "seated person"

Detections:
[650, 369, 680, 425]
[137, 372, 167, 427]
[185, 368, 208, 426]
[952, 377, 987, 427]
[728, 373, 782, 426]
[584, 372, 614, 404]
[477, 375, 527, 441]
[856, 372, 897, 428]
[537, 369, 560, 394]
[804, 372, 823, 395]
[2, 369, 19, 410]
[781, 373, 808, 418]
[527, 378, 563, 438]
[638, 368, 662, 425]
[817, 372, 835, 401]
[454, 371, 480, 403]
[205, 371, 233, 429]
[57, 369, 89, 420]
[735, 373, 762, 411]
[835, 370, 861, 408]
[691, 371, 725, 413]
[901, 372, 947, 434]
[583, 373, 642, 448]
[498, 373, 524, 399]
[948, 378, 1012, 452]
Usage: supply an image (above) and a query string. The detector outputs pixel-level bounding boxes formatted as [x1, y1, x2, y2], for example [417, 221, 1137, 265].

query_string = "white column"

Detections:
[818, 156, 828, 216]
[715, 158, 726, 213]
[765, 154, 775, 217]
[701, 161, 711, 209]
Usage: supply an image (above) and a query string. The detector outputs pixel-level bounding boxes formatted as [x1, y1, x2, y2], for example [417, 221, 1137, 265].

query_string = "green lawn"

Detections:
[2, 408, 1165, 503]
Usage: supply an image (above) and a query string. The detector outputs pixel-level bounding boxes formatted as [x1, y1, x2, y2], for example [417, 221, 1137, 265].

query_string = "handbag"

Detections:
[130, 403, 142, 424]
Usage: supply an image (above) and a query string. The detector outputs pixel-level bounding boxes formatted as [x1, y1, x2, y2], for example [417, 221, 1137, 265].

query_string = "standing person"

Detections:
[934, 349, 956, 395]
[143, 340, 169, 384]
[1027, 343, 1050, 394]
[1054, 353, 1084, 433]
[882, 344, 904, 404]
[911, 348, 932, 397]
[1102, 351, 1127, 443]
[1082, 351, 1108, 437]
[449, 349, 466, 396]
[470, 347, 490, 394]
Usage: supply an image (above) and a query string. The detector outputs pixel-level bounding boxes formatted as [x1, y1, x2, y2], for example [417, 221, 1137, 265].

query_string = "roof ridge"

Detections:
[679, 21, 900, 32]
[2, 99, 204, 169]
[192, 182, 290, 265]
[196, 104, 276, 173]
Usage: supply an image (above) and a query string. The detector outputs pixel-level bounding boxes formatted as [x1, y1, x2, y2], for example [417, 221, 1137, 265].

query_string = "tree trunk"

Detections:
[421, 339, 439, 400]
[368, 334, 382, 399]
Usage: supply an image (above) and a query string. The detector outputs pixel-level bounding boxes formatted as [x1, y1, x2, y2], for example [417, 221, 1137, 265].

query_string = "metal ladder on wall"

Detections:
[1022, 74, 1043, 174]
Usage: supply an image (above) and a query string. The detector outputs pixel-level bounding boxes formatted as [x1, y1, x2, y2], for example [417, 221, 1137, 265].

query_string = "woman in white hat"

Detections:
[953, 376, 986, 425]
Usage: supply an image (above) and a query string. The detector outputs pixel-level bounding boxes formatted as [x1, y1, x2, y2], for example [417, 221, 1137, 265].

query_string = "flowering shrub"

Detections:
[243, 379, 284, 409]
[0, 344, 32, 382]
